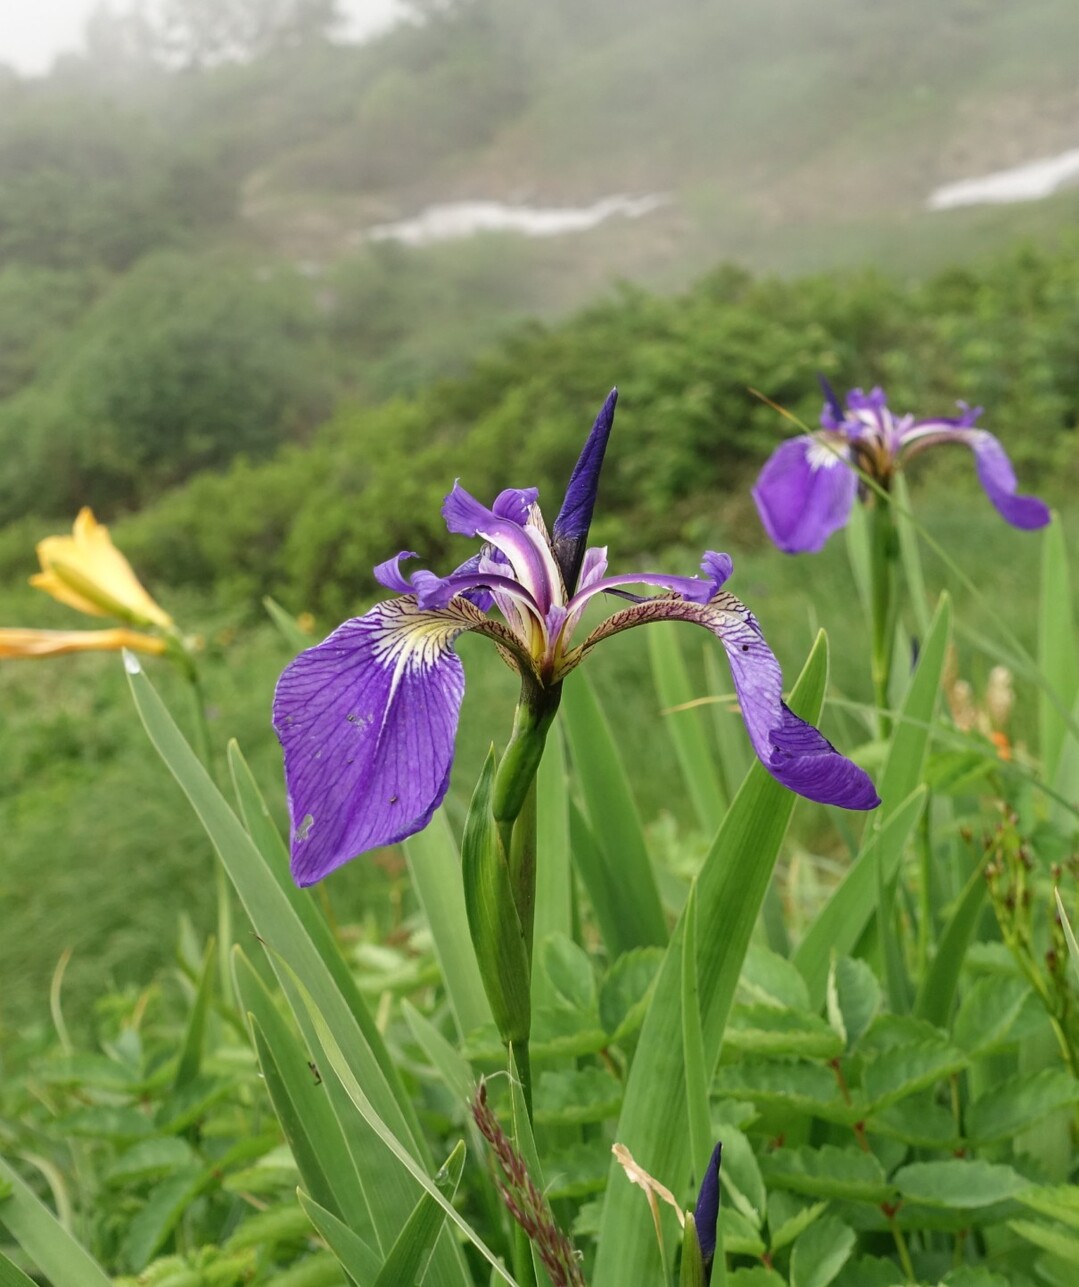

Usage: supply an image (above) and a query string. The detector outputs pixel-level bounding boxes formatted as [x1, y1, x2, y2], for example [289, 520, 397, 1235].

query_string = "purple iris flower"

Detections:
[694, 1142, 722, 1280]
[753, 384, 1051, 554]
[274, 390, 879, 887]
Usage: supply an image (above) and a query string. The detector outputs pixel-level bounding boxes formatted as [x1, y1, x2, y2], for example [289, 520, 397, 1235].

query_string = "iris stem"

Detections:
[869, 497, 899, 739]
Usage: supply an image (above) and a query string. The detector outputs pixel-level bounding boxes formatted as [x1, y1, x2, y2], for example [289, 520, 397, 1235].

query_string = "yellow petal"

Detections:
[0, 627, 167, 659]
[33, 508, 172, 629]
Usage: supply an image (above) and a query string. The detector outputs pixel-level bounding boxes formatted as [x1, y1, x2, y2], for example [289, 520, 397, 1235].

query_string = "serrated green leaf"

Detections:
[861, 1039, 967, 1109]
[1015, 1184, 1079, 1230]
[104, 1138, 199, 1187]
[826, 956, 880, 1051]
[868, 1092, 959, 1149]
[719, 1206, 766, 1257]
[725, 1005, 843, 1059]
[224, 1203, 311, 1251]
[832, 1255, 904, 1287]
[760, 1146, 892, 1205]
[767, 1191, 827, 1254]
[728, 1267, 785, 1286]
[738, 944, 811, 1012]
[894, 1159, 1027, 1208]
[543, 934, 597, 1015]
[789, 1214, 855, 1287]
[967, 1069, 1079, 1145]
[534, 1069, 622, 1127]
[952, 974, 1032, 1054]
[123, 1167, 207, 1271]
[714, 1060, 860, 1125]
[1007, 1219, 1079, 1261]
[598, 947, 663, 1039]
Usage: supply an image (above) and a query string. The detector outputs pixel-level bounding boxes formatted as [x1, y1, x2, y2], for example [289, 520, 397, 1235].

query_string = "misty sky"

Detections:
[0, 0, 404, 74]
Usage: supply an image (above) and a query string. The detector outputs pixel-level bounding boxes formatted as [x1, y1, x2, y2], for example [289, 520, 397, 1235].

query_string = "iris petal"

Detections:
[552, 388, 618, 593]
[273, 596, 485, 885]
[905, 426, 1050, 531]
[580, 589, 879, 810]
[752, 435, 857, 553]
[694, 1142, 723, 1266]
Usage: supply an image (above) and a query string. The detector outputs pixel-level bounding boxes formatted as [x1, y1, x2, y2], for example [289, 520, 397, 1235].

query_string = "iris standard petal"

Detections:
[552, 388, 618, 593]
[752, 435, 858, 554]
[580, 590, 879, 810]
[273, 596, 486, 885]
[955, 429, 1050, 530]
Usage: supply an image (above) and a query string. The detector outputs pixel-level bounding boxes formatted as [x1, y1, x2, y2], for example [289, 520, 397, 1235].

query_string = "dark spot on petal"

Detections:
[390, 795, 399, 804]
[741, 644, 749, 651]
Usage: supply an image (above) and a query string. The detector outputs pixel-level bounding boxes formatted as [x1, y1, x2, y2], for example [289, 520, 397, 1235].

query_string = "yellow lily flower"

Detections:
[30, 507, 173, 629]
[0, 627, 167, 659]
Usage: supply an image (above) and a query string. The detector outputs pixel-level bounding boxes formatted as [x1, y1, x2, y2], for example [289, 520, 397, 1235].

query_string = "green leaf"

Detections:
[760, 1145, 893, 1205]
[789, 1214, 856, 1287]
[868, 1092, 959, 1149]
[714, 1059, 859, 1125]
[534, 723, 573, 1009]
[679, 1212, 707, 1287]
[535, 1068, 622, 1127]
[826, 955, 880, 1051]
[1008, 1220, 1079, 1261]
[375, 1142, 466, 1287]
[598, 947, 663, 1040]
[103, 1138, 199, 1187]
[649, 622, 727, 833]
[767, 1192, 827, 1253]
[738, 944, 811, 1012]
[1038, 518, 1079, 780]
[894, 1159, 1028, 1208]
[264, 595, 315, 654]
[543, 934, 597, 1015]
[717, 1126, 766, 1229]
[173, 935, 215, 1090]
[1055, 889, 1079, 989]
[126, 663, 459, 1278]
[952, 973, 1033, 1054]
[289, 964, 517, 1285]
[298, 1189, 382, 1286]
[682, 883, 712, 1189]
[403, 809, 492, 1040]
[49, 1106, 153, 1141]
[591, 633, 833, 1287]
[720, 1205, 765, 1256]
[560, 669, 667, 953]
[1015, 1184, 1079, 1230]
[862, 1038, 967, 1110]
[0, 1251, 36, 1287]
[724, 1006, 843, 1059]
[914, 855, 989, 1028]
[460, 748, 531, 1044]
[727, 1267, 785, 1286]
[122, 1166, 207, 1271]
[234, 945, 369, 1225]
[793, 786, 926, 1009]
[401, 1000, 476, 1109]
[967, 1069, 1079, 1145]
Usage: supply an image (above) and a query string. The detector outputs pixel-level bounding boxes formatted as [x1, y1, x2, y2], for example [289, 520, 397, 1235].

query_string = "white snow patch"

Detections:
[364, 194, 671, 246]
[928, 148, 1079, 210]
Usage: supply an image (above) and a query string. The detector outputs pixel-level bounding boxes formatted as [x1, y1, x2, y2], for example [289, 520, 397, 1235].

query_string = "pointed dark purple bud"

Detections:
[818, 374, 845, 426]
[694, 1141, 722, 1274]
[552, 389, 617, 594]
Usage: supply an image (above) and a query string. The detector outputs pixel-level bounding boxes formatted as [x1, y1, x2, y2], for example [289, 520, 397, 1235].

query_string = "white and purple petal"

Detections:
[752, 435, 857, 554]
[273, 596, 486, 885]
[579, 590, 879, 810]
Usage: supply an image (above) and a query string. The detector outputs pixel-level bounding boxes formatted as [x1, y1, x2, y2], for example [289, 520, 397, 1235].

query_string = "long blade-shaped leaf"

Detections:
[0, 1157, 112, 1287]
[592, 634, 830, 1286]
[560, 671, 667, 951]
[1039, 518, 1079, 780]
[375, 1142, 467, 1287]
[534, 722, 573, 1009]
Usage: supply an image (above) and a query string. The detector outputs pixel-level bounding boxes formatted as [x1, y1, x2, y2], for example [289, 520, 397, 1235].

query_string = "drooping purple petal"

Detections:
[693, 1142, 723, 1267]
[752, 435, 857, 553]
[567, 550, 734, 614]
[902, 424, 1050, 531]
[579, 590, 879, 810]
[551, 388, 618, 594]
[273, 596, 485, 885]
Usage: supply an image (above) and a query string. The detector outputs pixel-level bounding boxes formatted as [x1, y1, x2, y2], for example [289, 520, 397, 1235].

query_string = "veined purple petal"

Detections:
[552, 389, 618, 593]
[493, 487, 539, 524]
[374, 551, 422, 592]
[567, 551, 734, 614]
[273, 596, 485, 885]
[694, 1142, 723, 1266]
[443, 482, 561, 612]
[579, 590, 879, 810]
[752, 435, 857, 553]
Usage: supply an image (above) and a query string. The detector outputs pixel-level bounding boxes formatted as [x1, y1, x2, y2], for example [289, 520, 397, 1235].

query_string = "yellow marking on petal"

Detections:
[32, 508, 172, 629]
[0, 627, 167, 659]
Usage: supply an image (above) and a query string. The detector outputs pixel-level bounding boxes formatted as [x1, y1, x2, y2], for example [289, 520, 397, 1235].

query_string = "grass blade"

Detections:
[0, 1157, 112, 1287]
[1039, 518, 1079, 780]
